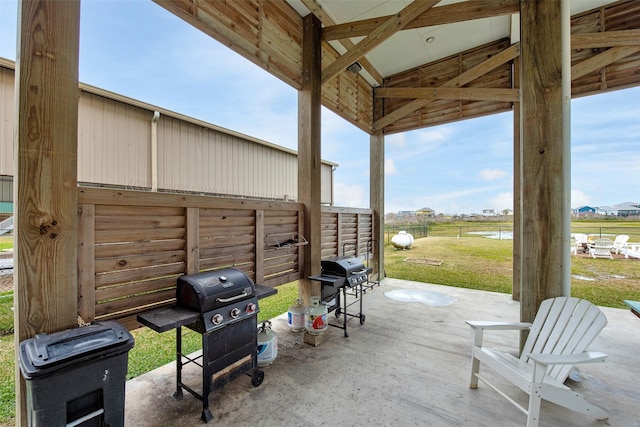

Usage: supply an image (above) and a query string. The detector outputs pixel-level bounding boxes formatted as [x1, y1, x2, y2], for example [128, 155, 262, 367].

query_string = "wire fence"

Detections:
[384, 224, 640, 244]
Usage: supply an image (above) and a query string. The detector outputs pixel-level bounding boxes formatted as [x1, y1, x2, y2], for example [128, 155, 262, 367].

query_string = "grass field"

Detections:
[0, 222, 639, 425]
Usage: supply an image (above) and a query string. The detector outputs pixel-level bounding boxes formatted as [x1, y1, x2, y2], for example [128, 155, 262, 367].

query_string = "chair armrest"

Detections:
[528, 351, 608, 366]
[466, 320, 532, 331]
[466, 321, 532, 348]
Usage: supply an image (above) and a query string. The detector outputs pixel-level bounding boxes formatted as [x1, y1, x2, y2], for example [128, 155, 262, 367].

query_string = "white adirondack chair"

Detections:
[611, 234, 629, 254]
[622, 244, 640, 259]
[589, 238, 614, 259]
[571, 233, 588, 255]
[466, 297, 608, 427]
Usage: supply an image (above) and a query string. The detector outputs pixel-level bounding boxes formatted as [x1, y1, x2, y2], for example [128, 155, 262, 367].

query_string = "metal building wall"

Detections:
[0, 60, 335, 204]
[0, 65, 14, 176]
[157, 115, 300, 200]
[78, 92, 151, 188]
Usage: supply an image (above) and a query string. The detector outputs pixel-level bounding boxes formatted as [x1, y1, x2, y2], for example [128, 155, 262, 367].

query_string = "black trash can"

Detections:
[19, 320, 135, 427]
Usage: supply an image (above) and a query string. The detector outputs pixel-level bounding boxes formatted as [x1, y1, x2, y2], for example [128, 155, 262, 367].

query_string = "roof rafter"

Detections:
[321, 0, 440, 84]
[572, 46, 640, 80]
[322, 0, 520, 41]
[374, 42, 520, 132]
[572, 29, 640, 49]
[376, 87, 519, 102]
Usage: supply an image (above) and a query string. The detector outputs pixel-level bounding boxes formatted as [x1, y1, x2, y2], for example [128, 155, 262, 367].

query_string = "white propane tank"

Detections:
[257, 321, 278, 367]
[287, 299, 306, 332]
[304, 296, 328, 335]
[391, 230, 414, 249]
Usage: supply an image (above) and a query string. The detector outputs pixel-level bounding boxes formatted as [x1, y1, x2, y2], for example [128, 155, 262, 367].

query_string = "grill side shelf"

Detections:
[137, 306, 201, 333]
[138, 285, 277, 333]
[255, 284, 278, 300]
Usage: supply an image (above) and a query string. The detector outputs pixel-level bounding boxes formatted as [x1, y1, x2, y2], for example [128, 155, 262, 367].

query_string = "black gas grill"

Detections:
[309, 256, 371, 337]
[138, 268, 276, 423]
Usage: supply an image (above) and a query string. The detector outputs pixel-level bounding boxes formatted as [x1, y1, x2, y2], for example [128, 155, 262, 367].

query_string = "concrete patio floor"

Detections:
[124, 279, 639, 426]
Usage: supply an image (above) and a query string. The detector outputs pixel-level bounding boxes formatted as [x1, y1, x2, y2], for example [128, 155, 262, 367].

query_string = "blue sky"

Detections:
[1, 0, 638, 215]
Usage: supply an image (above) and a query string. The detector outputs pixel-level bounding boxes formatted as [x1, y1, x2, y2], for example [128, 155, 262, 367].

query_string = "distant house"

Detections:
[613, 202, 640, 217]
[572, 205, 596, 216]
[397, 210, 417, 221]
[597, 205, 617, 216]
[416, 207, 435, 218]
[482, 209, 496, 216]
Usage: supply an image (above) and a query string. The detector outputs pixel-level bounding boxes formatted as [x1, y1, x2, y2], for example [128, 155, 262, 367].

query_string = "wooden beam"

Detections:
[571, 46, 640, 80]
[321, 0, 440, 84]
[301, 0, 383, 86]
[375, 87, 519, 102]
[572, 29, 640, 49]
[14, 0, 81, 424]
[374, 42, 520, 131]
[323, 0, 520, 41]
[298, 14, 323, 304]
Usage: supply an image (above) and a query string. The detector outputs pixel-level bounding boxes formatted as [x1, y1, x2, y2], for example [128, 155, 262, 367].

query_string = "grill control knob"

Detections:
[246, 303, 257, 314]
[211, 313, 224, 325]
[230, 307, 241, 319]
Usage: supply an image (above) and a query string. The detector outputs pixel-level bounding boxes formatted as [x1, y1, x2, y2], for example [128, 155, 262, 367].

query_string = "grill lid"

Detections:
[321, 256, 366, 277]
[177, 268, 255, 313]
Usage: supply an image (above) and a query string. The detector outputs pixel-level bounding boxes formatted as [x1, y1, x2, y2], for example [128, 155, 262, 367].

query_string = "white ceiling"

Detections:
[287, 0, 621, 85]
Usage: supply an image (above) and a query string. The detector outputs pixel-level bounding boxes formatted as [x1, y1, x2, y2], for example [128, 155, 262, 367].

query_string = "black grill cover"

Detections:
[177, 268, 255, 312]
[321, 256, 366, 277]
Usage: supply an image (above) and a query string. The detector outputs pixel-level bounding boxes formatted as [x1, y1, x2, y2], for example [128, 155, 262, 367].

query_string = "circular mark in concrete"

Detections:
[384, 289, 456, 306]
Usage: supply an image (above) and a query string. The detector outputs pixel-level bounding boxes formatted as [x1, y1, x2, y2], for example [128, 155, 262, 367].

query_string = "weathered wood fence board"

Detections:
[77, 187, 372, 329]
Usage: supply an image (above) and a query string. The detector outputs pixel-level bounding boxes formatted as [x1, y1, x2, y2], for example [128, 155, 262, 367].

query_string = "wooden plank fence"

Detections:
[77, 187, 372, 329]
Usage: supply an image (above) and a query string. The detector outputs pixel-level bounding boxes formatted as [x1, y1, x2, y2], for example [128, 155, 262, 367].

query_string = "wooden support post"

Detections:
[298, 14, 322, 304]
[255, 209, 264, 283]
[185, 207, 199, 274]
[519, 0, 571, 328]
[370, 131, 385, 281]
[14, 1, 81, 424]
[512, 57, 521, 302]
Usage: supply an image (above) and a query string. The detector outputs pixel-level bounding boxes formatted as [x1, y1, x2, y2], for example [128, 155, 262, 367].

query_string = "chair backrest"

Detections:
[613, 235, 629, 247]
[593, 238, 613, 249]
[520, 297, 607, 382]
[574, 233, 588, 244]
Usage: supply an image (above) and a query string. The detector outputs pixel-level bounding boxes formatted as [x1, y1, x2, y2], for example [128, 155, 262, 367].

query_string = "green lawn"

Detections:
[386, 236, 640, 309]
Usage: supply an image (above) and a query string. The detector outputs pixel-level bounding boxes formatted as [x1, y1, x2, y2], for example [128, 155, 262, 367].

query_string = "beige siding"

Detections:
[0, 65, 14, 176]
[0, 60, 335, 204]
[78, 92, 151, 187]
[156, 115, 305, 201]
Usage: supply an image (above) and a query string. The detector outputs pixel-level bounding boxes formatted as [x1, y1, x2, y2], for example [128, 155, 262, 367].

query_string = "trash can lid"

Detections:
[19, 320, 134, 378]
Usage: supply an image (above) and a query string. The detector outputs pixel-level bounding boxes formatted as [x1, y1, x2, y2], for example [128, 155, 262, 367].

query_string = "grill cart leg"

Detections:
[173, 326, 213, 423]
[342, 286, 349, 337]
[173, 327, 184, 401]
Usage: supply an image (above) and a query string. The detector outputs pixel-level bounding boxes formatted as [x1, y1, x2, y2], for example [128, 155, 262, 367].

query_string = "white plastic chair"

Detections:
[467, 297, 608, 427]
[589, 238, 614, 259]
[612, 235, 629, 254]
[571, 233, 588, 255]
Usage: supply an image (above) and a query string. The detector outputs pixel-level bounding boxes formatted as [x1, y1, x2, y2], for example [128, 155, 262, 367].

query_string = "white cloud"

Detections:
[385, 133, 407, 148]
[414, 127, 453, 143]
[488, 192, 513, 212]
[480, 169, 507, 181]
[571, 189, 592, 208]
[385, 159, 397, 175]
[334, 183, 366, 208]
